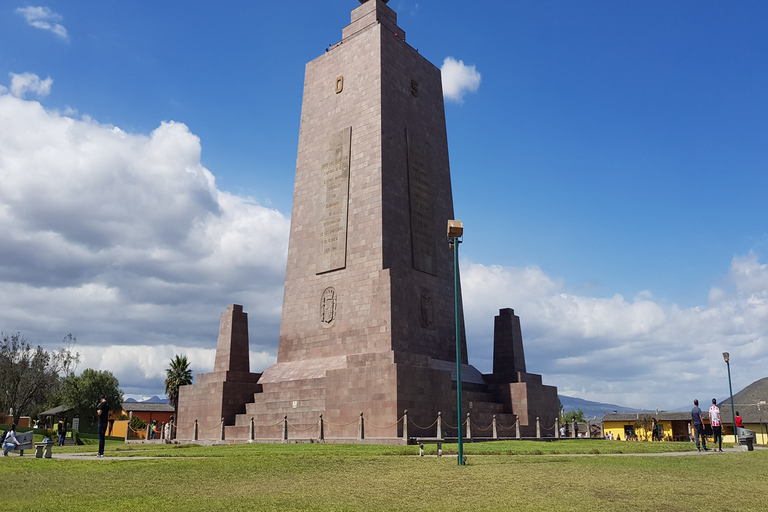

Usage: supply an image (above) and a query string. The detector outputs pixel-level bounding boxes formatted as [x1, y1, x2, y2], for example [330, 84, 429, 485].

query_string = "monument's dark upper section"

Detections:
[360, 0, 388, 4]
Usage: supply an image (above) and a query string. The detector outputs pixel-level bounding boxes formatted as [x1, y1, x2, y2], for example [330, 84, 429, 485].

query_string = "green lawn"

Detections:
[2, 440, 765, 511]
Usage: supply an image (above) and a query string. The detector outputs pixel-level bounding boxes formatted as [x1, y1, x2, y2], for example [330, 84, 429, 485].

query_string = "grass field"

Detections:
[2, 439, 765, 511]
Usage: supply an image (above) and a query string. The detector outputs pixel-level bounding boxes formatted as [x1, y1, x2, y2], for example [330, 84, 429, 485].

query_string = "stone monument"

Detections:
[176, 0, 558, 442]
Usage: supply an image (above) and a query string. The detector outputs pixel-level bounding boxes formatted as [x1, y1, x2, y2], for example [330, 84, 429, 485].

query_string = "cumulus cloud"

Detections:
[1, 74, 765, 409]
[441, 57, 481, 103]
[9, 72, 53, 98]
[461, 258, 768, 410]
[0, 75, 287, 395]
[15, 6, 68, 40]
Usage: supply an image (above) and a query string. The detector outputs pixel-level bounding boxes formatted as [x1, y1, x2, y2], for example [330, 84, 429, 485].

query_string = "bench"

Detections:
[415, 438, 445, 457]
[5, 431, 34, 456]
[35, 442, 54, 459]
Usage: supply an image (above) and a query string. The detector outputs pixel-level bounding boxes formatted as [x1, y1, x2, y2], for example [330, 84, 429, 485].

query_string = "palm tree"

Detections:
[165, 355, 192, 437]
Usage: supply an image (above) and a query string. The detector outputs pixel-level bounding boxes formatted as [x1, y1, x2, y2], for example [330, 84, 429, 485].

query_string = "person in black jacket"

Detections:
[96, 396, 110, 457]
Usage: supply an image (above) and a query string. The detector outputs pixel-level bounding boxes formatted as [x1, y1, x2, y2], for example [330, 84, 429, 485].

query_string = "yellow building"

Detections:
[602, 412, 699, 442]
[601, 377, 768, 446]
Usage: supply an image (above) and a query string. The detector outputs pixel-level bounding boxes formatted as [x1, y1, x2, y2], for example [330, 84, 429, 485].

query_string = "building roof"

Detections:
[601, 411, 706, 423]
[717, 376, 768, 424]
[38, 405, 72, 417]
[121, 402, 174, 413]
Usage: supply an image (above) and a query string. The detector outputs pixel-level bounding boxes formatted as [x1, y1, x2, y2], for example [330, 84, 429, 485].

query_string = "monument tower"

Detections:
[177, 0, 558, 442]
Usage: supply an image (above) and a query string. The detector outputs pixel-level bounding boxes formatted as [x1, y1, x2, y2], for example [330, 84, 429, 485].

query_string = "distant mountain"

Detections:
[124, 398, 137, 403]
[559, 395, 649, 419]
[141, 396, 169, 404]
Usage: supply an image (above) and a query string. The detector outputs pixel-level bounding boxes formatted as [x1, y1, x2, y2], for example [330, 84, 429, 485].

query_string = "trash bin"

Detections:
[737, 427, 755, 451]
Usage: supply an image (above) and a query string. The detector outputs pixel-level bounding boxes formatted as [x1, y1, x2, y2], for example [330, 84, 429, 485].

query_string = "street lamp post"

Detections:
[723, 352, 737, 444]
[448, 220, 464, 466]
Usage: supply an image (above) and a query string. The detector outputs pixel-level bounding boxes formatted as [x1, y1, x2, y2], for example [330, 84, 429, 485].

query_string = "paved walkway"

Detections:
[8, 445, 764, 461]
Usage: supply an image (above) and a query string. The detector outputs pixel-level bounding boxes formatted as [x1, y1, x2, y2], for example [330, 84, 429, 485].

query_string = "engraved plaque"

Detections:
[406, 131, 437, 275]
[317, 127, 352, 273]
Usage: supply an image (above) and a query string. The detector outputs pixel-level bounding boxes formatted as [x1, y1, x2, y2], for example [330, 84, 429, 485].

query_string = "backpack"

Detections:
[0, 430, 7, 444]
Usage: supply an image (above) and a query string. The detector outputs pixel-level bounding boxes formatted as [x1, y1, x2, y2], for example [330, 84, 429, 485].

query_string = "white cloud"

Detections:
[0, 77, 289, 395]
[9, 72, 53, 98]
[461, 258, 768, 411]
[441, 57, 481, 103]
[1, 74, 765, 410]
[15, 6, 69, 40]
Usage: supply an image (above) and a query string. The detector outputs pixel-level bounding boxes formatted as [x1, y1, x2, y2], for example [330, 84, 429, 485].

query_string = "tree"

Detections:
[634, 413, 654, 441]
[165, 354, 192, 416]
[563, 409, 585, 423]
[61, 368, 123, 429]
[0, 332, 79, 423]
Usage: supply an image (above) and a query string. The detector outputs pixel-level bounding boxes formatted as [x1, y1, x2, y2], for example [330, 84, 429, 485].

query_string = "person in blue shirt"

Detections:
[691, 399, 708, 451]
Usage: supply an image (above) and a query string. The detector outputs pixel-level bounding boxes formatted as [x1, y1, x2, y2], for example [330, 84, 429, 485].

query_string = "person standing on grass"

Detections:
[692, 399, 708, 451]
[709, 399, 723, 452]
[96, 395, 109, 457]
[57, 419, 67, 447]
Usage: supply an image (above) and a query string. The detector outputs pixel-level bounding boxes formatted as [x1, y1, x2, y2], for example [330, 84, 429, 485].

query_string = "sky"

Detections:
[1, 1, 766, 411]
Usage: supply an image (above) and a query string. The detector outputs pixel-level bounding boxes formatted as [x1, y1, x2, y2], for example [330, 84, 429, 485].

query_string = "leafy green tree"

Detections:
[0, 332, 79, 423]
[563, 409, 585, 423]
[165, 354, 192, 416]
[61, 368, 123, 429]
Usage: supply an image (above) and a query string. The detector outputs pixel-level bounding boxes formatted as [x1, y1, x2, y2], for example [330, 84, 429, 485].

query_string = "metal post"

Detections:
[515, 416, 520, 439]
[282, 415, 288, 441]
[437, 411, 442, 439]
[492, 415, 497, 439]
[319, 414, 324, 441]
[193, 419, 198, 441]
[249, 417, 254, 443]
[402, 410, 408, 442]
[725, 356, 737, 443]
[555, 418, 560, 439]
[536, 417, 541, 439]
[358, 412, 364, 440]
[220, 417, 225, 441]
[452, 232, 464, 465]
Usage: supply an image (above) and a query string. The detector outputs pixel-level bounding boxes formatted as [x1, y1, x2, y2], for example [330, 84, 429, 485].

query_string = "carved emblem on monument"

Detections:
[420, 288, 435, 329]
[321, 287, 337, 325]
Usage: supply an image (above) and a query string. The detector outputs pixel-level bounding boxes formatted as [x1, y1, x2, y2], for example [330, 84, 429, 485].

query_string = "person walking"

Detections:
[96, 395, 110, 457]
[692, 399, 708, 451]
[2, 424, 21, 456]
[709, 399, 723, 452]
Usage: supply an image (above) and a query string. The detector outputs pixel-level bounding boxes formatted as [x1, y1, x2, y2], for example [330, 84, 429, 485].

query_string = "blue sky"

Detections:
[1, 1, 766, 411]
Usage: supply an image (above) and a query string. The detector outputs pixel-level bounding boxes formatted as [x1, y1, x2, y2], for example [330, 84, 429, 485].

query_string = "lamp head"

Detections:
[722, 352, 729, 364]
[447, 220, 463, 239]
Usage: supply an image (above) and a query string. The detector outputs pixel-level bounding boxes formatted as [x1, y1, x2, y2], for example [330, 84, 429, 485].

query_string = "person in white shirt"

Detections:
[709, 398, 723, 452]
[2, 424, 21, 456]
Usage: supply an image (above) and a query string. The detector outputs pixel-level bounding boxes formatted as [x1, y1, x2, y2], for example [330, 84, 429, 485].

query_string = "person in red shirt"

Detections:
[735, 411, 743, 428]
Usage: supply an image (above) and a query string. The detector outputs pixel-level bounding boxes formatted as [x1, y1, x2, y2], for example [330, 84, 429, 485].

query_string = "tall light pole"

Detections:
[723, 352, 737, 443]
[448, 220, 464, 466]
